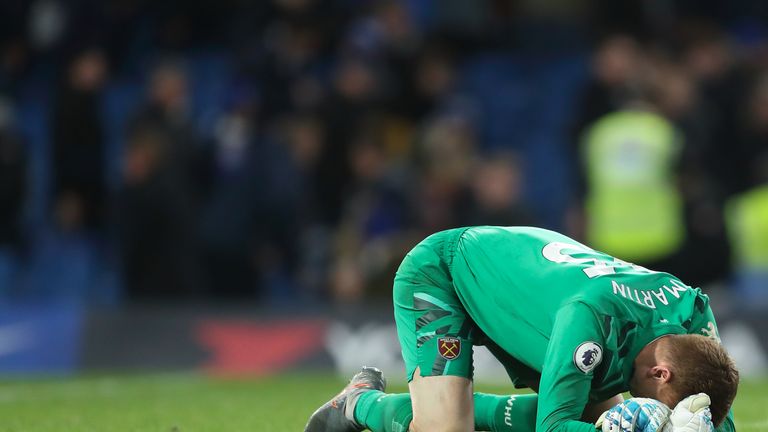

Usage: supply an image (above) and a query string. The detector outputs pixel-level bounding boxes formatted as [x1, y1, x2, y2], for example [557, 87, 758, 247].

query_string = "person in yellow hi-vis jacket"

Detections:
[725, 184, 768, 304]
[581, 109, 685, 266]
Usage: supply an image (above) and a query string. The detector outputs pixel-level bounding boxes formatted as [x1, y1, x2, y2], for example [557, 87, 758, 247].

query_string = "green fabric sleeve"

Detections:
[717, 410, 736, 432]
[535, 301, 604, 432]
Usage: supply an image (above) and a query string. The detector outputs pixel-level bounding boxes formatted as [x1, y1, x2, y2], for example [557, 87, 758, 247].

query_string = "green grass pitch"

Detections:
[0, 373, 765, 431]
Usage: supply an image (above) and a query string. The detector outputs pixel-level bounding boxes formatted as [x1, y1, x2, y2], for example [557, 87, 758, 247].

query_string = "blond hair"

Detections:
[663, 334, 739, 426]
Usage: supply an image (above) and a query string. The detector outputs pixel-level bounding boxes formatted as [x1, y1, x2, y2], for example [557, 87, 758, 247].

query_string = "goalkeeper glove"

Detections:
[596, 398, 671, 432]
[665, 393, 714, 432]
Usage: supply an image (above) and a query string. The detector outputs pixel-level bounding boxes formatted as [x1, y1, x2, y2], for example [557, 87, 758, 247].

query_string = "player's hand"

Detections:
[596, 398, 671, 432]
[665, 393, 714, 432]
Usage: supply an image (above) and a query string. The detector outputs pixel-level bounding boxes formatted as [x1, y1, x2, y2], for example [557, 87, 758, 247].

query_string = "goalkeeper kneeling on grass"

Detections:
[305, 226, 739, 432]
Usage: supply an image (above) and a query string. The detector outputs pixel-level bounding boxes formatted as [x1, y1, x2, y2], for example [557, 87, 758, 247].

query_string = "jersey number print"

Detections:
[541, 242, 656, 279]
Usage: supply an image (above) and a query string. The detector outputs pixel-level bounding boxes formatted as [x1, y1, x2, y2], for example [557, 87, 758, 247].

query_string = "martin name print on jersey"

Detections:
[611, 278, 690, 309]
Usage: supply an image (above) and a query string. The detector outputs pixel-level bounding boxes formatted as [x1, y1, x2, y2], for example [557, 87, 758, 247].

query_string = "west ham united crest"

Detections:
[438, 337, 461, 360]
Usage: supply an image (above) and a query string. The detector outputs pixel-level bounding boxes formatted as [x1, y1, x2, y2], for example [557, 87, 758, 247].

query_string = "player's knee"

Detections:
[408, 372, 473, 432]
[410, 412, 472, 432]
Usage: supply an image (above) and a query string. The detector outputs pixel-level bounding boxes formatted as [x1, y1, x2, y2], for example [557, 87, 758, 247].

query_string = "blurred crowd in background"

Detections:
[0, 0, 767, 307]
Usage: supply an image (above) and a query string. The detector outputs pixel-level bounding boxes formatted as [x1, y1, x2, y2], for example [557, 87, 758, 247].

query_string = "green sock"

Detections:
[473, 393, 538, 431]
[354, 391, 413, 432]
[353, 391, 538, 432]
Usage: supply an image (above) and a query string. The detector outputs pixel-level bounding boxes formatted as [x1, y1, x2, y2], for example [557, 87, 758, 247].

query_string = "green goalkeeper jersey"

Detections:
[447, 226, 730, 432]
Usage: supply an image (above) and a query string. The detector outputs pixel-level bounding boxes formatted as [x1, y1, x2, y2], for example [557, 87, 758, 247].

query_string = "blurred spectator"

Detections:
[570, 36, 638, 235]
[0, 99, 25, 249]
[259, 21, 317, 117]
[650, 58, 731, 284]
[118, 61, 202, 298]
[578, 87, 686, 273]
[722, 73, 768, 305]
[278, 113, 326, 219]
[465, 152, 536, 227]
[347, 0, 422, 118]
[131, 60, 208, 208]
[679, 21, 750, 197]
[735, 74, 768, 193]
[255, 8, 334, 121]
[199, 97, 305, 300]
[198, 96, 261, 297]
[277, 113, 331, 299]
[0, 3, 30, 94]
[131, 61, 201, 184]
[0, 99, 25, 294]
[117, 128, 199, 298]
[29, 0, 66, 52]
[0, 40, 29, 95]
[406, 44, 457, 120]
[134, 61, 190, 130]
[248, 118, 308, 303]
[725, 183, 768, 307]
[51, 48, 108, 232]
[345, 0, 420, 56]
[572, 34, 642, 138]
[316, 55, 385, 225]
[330, 121, 412, 302]
[415, 114, 476, 232]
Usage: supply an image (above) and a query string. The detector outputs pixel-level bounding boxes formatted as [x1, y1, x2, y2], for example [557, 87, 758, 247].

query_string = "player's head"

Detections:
[630, 334, 739, 426]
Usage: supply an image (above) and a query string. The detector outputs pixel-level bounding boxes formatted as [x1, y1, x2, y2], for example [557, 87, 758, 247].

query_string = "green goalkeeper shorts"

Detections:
[393, 228, 477, 382]
[393, 227, 541, 388]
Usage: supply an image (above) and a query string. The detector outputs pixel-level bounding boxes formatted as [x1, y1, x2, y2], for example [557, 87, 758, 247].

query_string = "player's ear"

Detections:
[650, 365, 672, 383]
